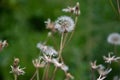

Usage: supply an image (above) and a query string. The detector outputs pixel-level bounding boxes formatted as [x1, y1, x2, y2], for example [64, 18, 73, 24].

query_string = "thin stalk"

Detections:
[42, 65, 48, 80]
[91, 68, 95, 80]
[114, 45, 117, 54]
[66, 16, 78, 46]
[14, 74, 17, 80]
[117, 0, 120, 14]
[45, 63, 50, 80]
[51, 33, 64, 80]
[51, 67, 57, 80]
[36, 68, 39, 80]
[109, 0, 119, 16]
[58, 33, 64, 59]
[30, 70, 37, 80]
[63, 33, 68, 48]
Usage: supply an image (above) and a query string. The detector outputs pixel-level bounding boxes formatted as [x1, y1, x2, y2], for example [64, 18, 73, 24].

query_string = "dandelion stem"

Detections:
[30, 70, 37, 80]
[42, 65, 47, 80]
[114, 45, 117, 54]
[109, 0, 119, 17]
[45, 63, 50, 80]
[66, 16, 78, 46]
[91, 68, 95, 80]
[36, 68, 39, 80]
[51, 67, 57, 80]
[117, 0, 120, 13]
[14, 74, 17, 80]
[58, 32, 64, 60]
[63, 33, 68, 48]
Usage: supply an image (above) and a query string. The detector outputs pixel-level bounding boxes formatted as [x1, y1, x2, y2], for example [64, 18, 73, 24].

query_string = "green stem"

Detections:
[14, 74, 17, 80]
[109, 0, 119, 17]
[37, 68, 39, 80]
[51, 67, 57, 80]
[30, 70, 37, 80]
[66, 16, 78, 46]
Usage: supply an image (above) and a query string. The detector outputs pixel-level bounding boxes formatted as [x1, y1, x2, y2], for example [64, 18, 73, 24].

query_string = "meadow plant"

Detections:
[91, 32, 120, 80]
[30, 2, 80, 80]
[7, 1, 120, 80]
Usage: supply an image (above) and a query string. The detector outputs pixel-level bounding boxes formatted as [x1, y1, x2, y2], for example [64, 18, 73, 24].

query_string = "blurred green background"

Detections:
[0, 0, 120, 80]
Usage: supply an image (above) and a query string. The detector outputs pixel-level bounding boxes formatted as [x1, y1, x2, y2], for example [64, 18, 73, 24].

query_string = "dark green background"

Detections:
[0, 0, 120, 80]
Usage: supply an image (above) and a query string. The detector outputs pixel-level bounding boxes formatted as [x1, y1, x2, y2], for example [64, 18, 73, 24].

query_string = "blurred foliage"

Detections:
[0, 0, 120, 80]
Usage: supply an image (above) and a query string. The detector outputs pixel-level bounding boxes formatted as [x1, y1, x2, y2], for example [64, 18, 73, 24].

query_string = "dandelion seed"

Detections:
[37, 43, 58, 56]
[55, 16, 74, 33]
[107, 33, 120, 45]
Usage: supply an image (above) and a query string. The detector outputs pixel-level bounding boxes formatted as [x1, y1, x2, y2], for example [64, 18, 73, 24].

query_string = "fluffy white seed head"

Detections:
[55, 16, 74, 33]
[107, 33, 120, 45]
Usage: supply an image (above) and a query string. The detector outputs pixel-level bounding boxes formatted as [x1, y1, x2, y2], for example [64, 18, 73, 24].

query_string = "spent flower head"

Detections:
[107, 33, 120, 45]
[55, 16, 75, 33]
[90, 61, 104, 70]
[103, 52, 120, 64]
[45, 18, 56, 32]
[10, 58, 25, 75]
[62, 2, 80, 16]
[0, 40, 8, 51]
[98, 67, 112, 76]
[32, 57, 46, 68]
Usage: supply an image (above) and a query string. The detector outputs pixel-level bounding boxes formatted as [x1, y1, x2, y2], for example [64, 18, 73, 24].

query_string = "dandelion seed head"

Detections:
[37, 43, 58, 56]
[55, 16, 74, 33]
[107, 33, 120, 45]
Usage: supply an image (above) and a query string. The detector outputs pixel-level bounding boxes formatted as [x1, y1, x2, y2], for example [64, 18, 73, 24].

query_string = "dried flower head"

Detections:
[45, 18, 56, 32]
[55, 16, 75, 33]
[10, 58, 25, 75]
[107, 33, 120, 45]
[62, 2, 80, 16]
[98, 68, 112, 76]
[10, 66, 25, 75]
[32, 57, 46, 68]
[0, 40, 8, 51]
[103, 52, 120, 64]
[37, 43, 58, 56]
[90, 61, 104, 70]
